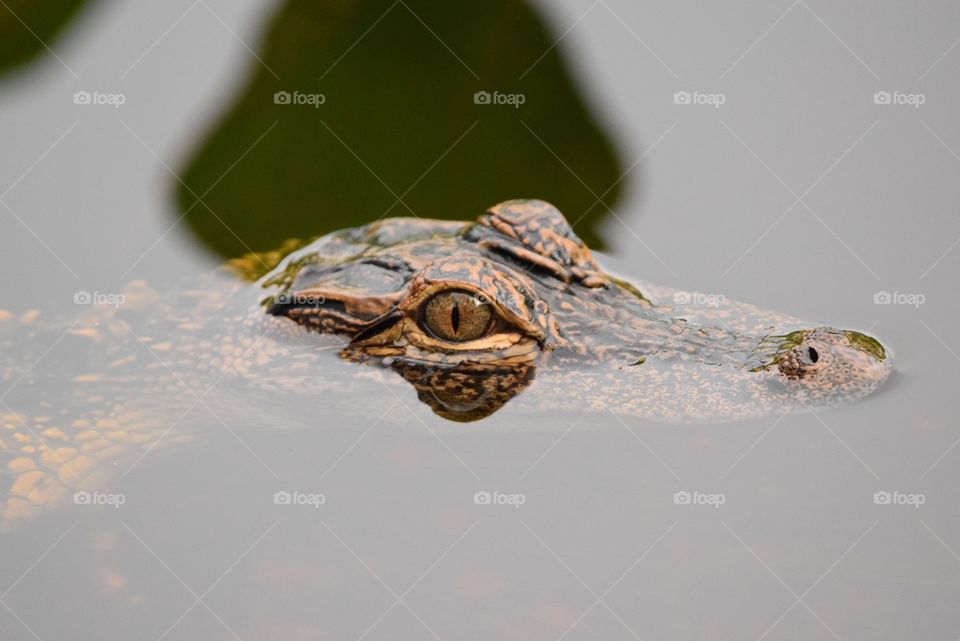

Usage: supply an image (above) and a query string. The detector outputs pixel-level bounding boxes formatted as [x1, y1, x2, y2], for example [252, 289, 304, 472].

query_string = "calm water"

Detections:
[1, 1, 959, 639]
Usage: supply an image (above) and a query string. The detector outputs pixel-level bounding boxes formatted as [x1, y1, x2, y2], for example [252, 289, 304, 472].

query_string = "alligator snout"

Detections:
[765, 327, 892, 401]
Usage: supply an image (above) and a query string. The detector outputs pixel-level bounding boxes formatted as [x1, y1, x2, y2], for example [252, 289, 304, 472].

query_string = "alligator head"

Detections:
[261, 200, 891, 422]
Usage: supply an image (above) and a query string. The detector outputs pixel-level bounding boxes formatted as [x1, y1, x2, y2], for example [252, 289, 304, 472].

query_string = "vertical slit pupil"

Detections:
[451, 304, 460, 334]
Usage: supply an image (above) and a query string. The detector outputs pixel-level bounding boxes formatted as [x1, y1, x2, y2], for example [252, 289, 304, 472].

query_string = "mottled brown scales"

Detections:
[266, 199, 891, 421]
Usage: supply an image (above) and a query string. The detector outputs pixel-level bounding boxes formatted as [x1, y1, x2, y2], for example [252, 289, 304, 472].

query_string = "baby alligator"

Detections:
[263, 199, 891, 422]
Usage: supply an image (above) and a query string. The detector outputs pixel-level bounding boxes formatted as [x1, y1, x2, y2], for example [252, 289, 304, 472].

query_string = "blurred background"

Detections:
[1, 1, 959, 639]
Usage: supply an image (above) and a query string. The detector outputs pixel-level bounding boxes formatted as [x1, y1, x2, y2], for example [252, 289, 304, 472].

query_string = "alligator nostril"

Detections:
[807, 347, 819, 363]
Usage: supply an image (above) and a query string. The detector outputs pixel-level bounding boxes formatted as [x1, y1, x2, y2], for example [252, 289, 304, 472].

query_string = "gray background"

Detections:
[1, 1, 959, 640]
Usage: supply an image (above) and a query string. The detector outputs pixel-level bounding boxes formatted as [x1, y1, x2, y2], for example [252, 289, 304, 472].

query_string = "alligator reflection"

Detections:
[390, 359, 536, 422]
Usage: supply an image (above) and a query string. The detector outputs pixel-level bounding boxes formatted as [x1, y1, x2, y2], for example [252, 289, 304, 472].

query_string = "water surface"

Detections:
[1, 1, 959, 639]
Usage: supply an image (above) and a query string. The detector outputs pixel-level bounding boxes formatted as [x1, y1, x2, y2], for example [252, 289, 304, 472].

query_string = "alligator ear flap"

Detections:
[264, 257, 411, 335]
[473, 199, 606, 287]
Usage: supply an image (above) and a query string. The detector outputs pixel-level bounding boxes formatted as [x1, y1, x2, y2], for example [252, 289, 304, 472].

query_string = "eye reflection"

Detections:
[390, 358, 536, 422]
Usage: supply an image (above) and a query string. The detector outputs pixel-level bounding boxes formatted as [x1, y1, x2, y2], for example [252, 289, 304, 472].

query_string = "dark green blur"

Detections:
[0, 0, 625, 260]
[0, 0, 89, 75]
[176, 0, 624, 258]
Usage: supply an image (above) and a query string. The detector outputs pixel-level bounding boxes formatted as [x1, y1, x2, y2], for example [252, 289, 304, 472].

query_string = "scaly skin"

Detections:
[264, 199, 891, 421]
[0, 199, 891, 526]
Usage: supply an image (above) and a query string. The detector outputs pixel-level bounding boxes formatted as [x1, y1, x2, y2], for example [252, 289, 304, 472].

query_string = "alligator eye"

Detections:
[422, 291, 492, 342]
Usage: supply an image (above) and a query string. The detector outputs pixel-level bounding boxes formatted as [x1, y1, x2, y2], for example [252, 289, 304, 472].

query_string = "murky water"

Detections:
[1, 1, 959, 639]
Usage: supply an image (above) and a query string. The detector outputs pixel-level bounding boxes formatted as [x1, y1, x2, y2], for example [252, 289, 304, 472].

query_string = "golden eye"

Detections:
[422, 291, 492, 342]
